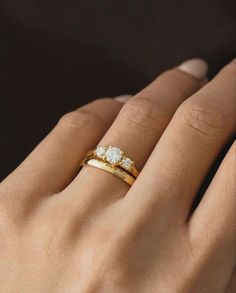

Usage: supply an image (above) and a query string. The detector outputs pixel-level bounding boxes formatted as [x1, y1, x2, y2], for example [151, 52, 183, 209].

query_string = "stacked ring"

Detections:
[80, 146, 140, 186]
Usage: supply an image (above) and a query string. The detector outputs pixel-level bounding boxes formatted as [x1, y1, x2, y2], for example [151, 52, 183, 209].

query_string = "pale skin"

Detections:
[0, 58, 235, 292]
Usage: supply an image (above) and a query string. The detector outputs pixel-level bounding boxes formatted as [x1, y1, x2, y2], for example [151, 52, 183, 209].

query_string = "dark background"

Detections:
[0, 0, 235, 181]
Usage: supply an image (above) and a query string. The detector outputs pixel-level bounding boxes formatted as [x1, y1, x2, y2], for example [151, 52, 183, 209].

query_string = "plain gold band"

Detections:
[82, 158, 136, 186]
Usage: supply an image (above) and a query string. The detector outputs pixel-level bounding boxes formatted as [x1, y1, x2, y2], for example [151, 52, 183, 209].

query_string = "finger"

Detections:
[68, 59, 208, 201]
[0, 97, 126, 200]
[188, 142, 236, 292]
[129, 60, 236, 220]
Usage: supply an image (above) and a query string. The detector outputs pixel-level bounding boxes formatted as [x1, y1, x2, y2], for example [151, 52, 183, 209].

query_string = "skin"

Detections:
[0, 60, 235, 292]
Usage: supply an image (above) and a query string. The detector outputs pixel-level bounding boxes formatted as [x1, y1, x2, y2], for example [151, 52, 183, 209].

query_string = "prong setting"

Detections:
[94, 146, 106, 159]
[94, 145, 135, 173]
[105, 146, 123, 166]
[120, 157, 134, 171]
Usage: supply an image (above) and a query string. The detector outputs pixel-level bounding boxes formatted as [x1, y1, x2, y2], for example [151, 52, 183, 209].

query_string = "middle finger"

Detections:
[129, 60, 236, 221]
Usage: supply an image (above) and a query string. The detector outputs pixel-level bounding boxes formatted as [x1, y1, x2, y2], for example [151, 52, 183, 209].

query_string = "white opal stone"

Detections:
[120, 157, 133, 170]
[95, 146, 106, 158]
[105, 147, 122, 164]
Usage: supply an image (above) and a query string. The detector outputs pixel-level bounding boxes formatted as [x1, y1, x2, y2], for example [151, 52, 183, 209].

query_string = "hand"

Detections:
[0, 59, 235, 292]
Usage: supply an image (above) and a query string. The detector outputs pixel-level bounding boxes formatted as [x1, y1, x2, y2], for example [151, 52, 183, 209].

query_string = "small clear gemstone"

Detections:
[120, 157, 133, 170]
[105, 147, 122, 165]
[95, 146, 106, 158]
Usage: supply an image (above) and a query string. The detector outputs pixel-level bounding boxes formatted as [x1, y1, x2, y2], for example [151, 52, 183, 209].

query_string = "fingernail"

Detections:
[114, 95, 132, 103]
[178, 58, 208, 79]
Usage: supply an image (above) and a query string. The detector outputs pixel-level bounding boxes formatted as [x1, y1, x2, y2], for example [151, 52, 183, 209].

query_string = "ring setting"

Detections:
[94, 146, 135, 174]
[80, 145, 139, 186]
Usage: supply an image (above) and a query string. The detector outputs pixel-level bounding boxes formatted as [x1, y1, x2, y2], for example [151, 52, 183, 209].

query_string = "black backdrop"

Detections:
[0, 0, 235, 180]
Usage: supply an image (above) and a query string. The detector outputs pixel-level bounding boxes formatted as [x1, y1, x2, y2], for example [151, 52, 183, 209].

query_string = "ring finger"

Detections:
[0, 98, 124, 203]
[68, 59, 208, 200]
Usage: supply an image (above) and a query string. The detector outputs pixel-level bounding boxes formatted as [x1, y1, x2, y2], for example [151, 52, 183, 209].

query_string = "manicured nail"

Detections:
[114, 95, 132, 103]
[179, 58, 208, 79]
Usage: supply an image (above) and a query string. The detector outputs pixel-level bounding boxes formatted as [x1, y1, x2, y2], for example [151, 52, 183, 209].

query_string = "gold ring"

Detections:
[85, 146, 139, 178]
[82, 158, 136, 186]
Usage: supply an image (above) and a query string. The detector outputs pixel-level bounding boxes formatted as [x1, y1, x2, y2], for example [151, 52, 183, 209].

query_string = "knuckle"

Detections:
[159, 69, 195, 96]
[77, 232, 129, 291]
[121, 97, 170, 130]
[58, 107, 104, 132]
[177, 99, 228, 141]
[90, 97, 117, 108]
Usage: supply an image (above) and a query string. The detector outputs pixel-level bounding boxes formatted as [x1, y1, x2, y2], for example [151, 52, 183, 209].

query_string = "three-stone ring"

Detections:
[80, 146, 140, 185]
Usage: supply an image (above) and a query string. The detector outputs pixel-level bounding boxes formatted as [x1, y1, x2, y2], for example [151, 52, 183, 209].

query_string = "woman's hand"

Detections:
[0, 59, 235, 293]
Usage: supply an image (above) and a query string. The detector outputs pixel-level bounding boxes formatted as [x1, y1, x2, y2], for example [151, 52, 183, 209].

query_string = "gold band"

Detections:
[82, 158, 136, 186]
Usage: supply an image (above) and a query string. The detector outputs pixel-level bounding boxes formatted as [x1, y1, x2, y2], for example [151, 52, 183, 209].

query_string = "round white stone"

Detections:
[95, 146, 106, 158]
[120, 157, 133, 170]
[105, 147, 122, 164]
